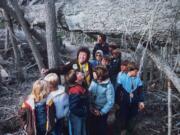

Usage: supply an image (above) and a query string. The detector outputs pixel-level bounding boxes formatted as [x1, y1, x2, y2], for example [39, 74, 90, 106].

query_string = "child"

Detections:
[90, 50, 103, 69]
[88, 66, 114, 135]
[44, 73, 69, 135]
[108, 42, 118, 55]
[65, 69, 88, 135]
[116, 60, 129, 97]
[116, 62, 145, 135]
[119, 60, 129, 74]
[109, 48, 121, 89]
[18, 80, 55, 135]
[101, 55, 110, 68]
[114, 60, 129, 135]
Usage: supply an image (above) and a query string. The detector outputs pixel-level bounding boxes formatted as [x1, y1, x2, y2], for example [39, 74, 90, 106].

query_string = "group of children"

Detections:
[19, 34, 144, 135]
[19, 73, 69, 135]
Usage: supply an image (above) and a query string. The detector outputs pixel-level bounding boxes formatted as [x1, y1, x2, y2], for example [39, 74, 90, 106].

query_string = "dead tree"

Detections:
[3, 10, 24, 81]
[9, 0, 45, 71]
[0, 1, 47, 49]
[45, 0, 60, 68]
[147, 50, 180, 92]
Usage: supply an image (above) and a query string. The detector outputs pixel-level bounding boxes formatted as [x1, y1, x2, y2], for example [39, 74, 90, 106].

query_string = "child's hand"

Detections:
[138, 102, 145, 111]
[94, 109, 101, 116]
[41, 68, 49, 75]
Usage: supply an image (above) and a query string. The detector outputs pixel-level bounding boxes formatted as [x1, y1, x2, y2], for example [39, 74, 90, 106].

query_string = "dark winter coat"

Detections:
[93, 43, 109, 59]
[68, 84, 89, 117]
[47, 60, 93, 88]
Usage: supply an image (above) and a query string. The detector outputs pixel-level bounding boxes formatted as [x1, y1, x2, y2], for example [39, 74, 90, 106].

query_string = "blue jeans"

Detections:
[68, 113, 87, 135]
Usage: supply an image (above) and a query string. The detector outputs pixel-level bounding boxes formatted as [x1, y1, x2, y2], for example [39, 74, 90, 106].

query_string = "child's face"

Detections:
[95, 53, 102, 61]
[78, 52, 88, 64]
[93, 72, 98, 80]
[121, 65, 127, 72]
[101, 59, 109, 66]
[129, 69, 138, 77]
[47, 83, 54, 92]
[76, 72, 84, 81]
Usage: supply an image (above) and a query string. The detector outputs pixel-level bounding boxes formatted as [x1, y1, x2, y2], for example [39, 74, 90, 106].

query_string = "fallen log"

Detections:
[147, 50, 180, 93]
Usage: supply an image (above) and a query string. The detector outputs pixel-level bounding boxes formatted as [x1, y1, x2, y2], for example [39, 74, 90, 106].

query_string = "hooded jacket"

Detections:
[46, 85, 69, 119]
[88, 79, 115, 115]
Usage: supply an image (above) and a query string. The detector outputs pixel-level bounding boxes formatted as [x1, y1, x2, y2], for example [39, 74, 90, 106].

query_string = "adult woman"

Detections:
[41, 47, 93, 88]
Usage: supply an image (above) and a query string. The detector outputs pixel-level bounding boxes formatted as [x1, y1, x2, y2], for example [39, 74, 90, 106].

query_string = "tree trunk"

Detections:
[30, 28, 47, 49]
[9, 0, 45, 71]
[147, 50, 180, 92]
[0, 1, 46, 49]
[167, 80, 172, 135]
[3, 10, 24, 81]
[142, 56, 148, 89]
[45, 0, 59, 68]
[4, 27, 9, 52]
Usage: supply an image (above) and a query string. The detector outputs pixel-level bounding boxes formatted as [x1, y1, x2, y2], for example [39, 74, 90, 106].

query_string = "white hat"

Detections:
[95, 50, 103, 56]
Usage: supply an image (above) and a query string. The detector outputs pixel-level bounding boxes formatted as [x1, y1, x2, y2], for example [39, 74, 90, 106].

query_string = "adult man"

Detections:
[93, 34, 109, 59]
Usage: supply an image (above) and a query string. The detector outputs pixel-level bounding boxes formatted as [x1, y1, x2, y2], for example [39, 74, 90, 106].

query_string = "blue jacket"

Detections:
[89, 60, 101, 69]
[116, 73, 144, 105]
[47, 85, 69, 119]
[88, 79, 114, 115]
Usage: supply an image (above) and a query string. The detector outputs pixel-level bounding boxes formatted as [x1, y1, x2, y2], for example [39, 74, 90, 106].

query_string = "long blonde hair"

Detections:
[31, 80, 48, 101]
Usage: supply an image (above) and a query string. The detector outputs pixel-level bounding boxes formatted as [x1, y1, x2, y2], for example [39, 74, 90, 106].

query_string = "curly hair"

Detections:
[77, 47, 90, 62]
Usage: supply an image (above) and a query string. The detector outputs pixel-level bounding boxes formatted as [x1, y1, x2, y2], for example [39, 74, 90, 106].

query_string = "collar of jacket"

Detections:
[98, 79, 110, 84]
[68, 83, 85, 90]
[46, 86, 65, 105]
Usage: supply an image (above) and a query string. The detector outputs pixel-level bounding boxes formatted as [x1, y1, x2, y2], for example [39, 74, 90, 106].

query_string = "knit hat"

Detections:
[95, 50, 103, 56]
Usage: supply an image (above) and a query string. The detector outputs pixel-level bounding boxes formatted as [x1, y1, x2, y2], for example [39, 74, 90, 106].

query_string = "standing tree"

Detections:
[4, 26, 9, 52]
[9, 0, 45, 72]
[45, 0, 60, 68]
[3, 10, 24, 81]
